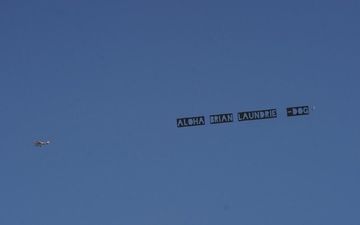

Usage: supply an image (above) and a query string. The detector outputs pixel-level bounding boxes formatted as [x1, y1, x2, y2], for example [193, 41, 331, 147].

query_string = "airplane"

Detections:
[34, 140, 50, 147]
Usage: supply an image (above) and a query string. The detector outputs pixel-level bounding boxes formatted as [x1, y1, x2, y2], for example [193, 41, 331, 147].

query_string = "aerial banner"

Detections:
[176, 105, 312, 128]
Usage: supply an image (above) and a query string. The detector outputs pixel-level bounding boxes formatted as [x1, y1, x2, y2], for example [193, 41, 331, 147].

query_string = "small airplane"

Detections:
[34, 140, 51, 147]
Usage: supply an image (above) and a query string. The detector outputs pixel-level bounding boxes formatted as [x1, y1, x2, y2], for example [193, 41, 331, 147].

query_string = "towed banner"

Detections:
[177, 106, 311, 128]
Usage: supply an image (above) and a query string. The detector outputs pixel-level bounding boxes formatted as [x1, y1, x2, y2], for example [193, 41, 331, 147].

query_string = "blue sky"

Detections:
[0, 0, 359, 224]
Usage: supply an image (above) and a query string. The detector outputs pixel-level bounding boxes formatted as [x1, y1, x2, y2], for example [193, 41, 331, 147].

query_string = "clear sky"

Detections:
[0, 0, 359, 224]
